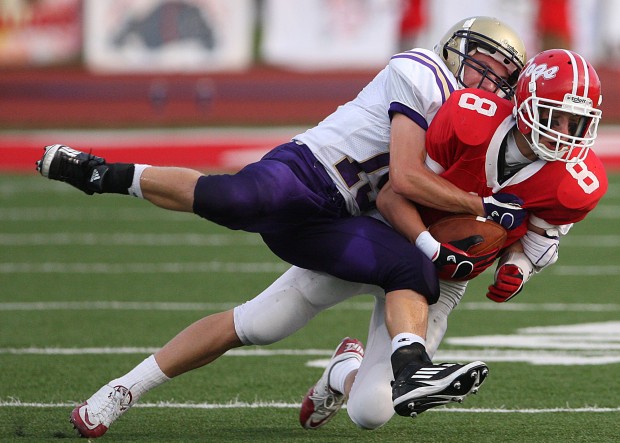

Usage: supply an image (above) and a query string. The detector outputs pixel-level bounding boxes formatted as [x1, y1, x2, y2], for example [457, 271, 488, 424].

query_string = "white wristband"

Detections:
[128, 164, 151, 199]
[497, 251, 534, 282]
[415, 231, 441, 261]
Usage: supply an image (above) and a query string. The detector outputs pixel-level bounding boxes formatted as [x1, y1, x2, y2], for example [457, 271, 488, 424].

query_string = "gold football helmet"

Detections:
[435, 16, 527, 98]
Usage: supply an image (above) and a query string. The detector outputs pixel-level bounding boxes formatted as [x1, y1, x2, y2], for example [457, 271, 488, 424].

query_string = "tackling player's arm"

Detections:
[388, 114, 483, 216]
[378, 181, 498, 280]
[384, 55, 482, 216]
[376, 180, 426, 243]
[389, 94, 525, 230]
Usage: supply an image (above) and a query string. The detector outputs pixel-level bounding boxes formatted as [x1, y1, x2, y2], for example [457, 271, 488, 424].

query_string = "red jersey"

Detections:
[419, 89, 608, 246]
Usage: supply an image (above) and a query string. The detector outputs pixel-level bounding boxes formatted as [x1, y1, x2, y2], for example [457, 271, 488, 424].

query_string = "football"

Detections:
[428, 214, 507, 255]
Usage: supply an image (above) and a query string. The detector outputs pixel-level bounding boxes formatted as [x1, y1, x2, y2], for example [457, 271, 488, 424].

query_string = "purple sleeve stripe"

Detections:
[389, 103, 428, 130]
[391, 51, 455, 102]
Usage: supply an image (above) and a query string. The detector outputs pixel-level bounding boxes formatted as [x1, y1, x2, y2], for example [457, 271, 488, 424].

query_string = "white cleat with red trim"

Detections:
[299, 337, 364, 429]
[70, 384, 133, 438]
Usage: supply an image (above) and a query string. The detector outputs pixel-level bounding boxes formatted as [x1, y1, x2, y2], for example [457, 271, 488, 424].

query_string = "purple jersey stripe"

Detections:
[391, 51, 455, 102]
[389, 102, 428, 130]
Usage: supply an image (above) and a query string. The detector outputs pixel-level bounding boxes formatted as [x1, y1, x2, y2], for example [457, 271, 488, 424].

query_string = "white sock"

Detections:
[108, 355, 170, 402]
[328, 357, 361, 394]
[127, 164, 150, 198]
[391, 333, 426, 353]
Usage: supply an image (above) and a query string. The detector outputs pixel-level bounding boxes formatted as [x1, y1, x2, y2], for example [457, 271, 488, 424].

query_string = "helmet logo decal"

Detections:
[524, 63, 559, 81]
[564, 93, 592, 106]
[500, 40, 520, 59]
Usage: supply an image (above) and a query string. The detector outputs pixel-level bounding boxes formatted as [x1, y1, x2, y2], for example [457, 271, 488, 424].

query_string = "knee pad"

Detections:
[234, 285, 316, 346]
[347, 384, 394, 429]
[235, 267, 367, 345]
[346, 356, 394, 430]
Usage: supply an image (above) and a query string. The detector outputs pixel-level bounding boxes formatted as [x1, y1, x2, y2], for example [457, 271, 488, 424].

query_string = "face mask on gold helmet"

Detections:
[434, 16, 526, 98]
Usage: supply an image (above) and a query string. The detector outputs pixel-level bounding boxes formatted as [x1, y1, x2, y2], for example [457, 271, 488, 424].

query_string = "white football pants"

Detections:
[233, 265, 467, 429]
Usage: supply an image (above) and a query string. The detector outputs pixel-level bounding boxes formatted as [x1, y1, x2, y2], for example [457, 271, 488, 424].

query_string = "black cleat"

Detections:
[392, 361, 488, 417]
[36, 144, 108, 195]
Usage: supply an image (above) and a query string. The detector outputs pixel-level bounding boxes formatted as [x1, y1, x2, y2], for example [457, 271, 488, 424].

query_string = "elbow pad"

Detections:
[521, 230, 559, 270]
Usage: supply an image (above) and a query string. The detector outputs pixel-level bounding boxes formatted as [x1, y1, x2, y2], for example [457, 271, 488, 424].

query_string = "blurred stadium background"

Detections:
[0, 0, 619, 172]
[2, 3, 620, 440]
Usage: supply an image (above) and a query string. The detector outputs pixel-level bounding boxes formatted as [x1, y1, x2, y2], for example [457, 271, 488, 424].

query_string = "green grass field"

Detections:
[1, 172, 619, 442]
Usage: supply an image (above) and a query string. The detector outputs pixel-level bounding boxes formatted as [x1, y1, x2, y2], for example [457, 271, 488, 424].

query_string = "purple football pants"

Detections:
[193, 142, 438, 302]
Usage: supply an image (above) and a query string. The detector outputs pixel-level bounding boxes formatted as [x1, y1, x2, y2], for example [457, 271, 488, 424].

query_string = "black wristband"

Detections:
[102, 163, 135, 195]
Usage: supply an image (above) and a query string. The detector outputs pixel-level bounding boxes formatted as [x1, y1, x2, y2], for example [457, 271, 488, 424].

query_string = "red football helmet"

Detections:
[514, 49, 602, 162]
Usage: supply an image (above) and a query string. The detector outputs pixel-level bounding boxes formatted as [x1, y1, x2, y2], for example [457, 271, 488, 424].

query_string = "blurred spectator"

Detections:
[601, 0, 620, 66]
[403, 0, 620, 67]
[536, 0, 571, 50]
[414, 0, 537, 59]
[0, 0, 81, 67]
[398, 0, 425, 50]
[261, 0, 401, 70]
[3, 0, 620, 70]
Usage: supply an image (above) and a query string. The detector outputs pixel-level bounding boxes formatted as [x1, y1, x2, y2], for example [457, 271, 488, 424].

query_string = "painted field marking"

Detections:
[0, 262, 618, 276]
[0, 262, 290, 274]
[0, 233, 263, 246]
[3, 321, 620, 365]
[1, 232, 618, 247]
[1, 301, 620, 312]
[2, 204, 620, 221]
[1, 399, 618, 413]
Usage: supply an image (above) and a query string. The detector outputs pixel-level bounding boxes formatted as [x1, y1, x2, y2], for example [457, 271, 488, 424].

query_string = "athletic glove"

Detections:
[482, 193, 526, 230]
[433, 236, 499, 281]
[486, 263, 524, 302]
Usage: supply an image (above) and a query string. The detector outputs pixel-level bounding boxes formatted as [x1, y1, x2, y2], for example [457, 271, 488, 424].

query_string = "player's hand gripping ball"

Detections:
[428, 215, 508, 280]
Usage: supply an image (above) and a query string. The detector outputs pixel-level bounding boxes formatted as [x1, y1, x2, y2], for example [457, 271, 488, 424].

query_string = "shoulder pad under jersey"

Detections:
[444, 89, 513, 146]
[556, 150, 608, 213]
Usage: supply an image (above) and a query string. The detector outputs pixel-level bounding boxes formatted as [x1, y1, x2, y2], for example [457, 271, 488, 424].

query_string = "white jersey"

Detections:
[294, 48, 458, 215]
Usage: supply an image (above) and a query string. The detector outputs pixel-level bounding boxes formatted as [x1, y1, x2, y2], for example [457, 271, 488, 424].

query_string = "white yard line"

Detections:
[0, 233, 263, 246]
[0, 262, 290, 274]
[1, 202, 620, 220]
[0, 398, 618, 413]
[1, 301, 620, 312]
[0, 232, 617, 246]
[3, 344, 620, 365]
[0, 347, 331, 356]
[0, 262, 617, 275]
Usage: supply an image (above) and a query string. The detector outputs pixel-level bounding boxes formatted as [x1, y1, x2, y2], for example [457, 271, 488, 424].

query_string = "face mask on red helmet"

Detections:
[514, 49, 602, 163]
